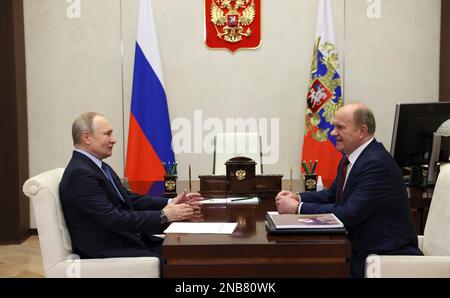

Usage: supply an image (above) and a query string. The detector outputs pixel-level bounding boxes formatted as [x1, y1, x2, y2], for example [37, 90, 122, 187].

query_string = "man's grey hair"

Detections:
[349, 102, 376, 135]
[72, 112, 104, 145]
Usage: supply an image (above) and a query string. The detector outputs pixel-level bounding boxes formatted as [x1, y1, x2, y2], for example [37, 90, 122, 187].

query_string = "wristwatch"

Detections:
[160, 210, 168, 224]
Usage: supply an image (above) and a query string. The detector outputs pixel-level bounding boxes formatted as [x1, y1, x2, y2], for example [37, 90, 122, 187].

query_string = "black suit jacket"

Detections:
[300, 139, 422, 277]
[59, 151, 168, 258]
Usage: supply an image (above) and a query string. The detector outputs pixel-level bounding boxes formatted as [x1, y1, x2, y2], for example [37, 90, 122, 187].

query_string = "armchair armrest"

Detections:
[418, 235, 424, 251]
[365, 255, 450, 278]
[46, 257, 160, 278]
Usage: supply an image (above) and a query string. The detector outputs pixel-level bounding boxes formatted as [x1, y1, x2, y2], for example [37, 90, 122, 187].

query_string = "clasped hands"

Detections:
[275, 190, 301, 214]
[162, 191, 204, 222]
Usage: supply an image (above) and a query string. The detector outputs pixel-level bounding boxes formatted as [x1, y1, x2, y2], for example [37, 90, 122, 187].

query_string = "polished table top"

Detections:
[162, 199, 351, 277]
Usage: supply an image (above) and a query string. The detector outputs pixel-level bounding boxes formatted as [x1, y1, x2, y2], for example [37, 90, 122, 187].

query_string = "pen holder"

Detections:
[304, 174, 317, 192]
[164, 175, 177, 198]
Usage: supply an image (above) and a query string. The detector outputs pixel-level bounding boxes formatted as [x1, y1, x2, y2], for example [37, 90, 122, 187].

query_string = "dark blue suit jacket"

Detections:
[59, 151, 168, 258]
[300, 139, 421, 277]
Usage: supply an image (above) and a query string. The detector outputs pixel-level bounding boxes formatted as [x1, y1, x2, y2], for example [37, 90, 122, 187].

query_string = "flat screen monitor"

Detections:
[390, 102, 450, 169]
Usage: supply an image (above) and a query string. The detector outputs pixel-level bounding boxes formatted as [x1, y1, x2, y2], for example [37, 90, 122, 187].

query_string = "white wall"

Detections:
[24, 0, 441, 227]
[345, 0, 441, 148]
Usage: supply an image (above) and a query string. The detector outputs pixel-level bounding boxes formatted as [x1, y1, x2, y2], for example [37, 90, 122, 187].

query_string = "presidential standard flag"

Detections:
[126, 0, 175, 194]
[301, 0, 343, 187]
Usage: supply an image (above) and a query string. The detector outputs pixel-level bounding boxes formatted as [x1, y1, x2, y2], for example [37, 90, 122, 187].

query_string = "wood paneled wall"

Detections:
[440, 0, 450, 101]
[0, 0, 30, 244]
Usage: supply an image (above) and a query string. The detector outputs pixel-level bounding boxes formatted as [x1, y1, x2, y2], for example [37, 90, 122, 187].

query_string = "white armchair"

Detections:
[23, 168, 160, 278]
[365, 163, 450, 278]
[213, 132, 263, 175]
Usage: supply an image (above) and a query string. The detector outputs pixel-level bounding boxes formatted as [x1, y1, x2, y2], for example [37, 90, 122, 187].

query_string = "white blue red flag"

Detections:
[126, 0, 174, 195]
[301, 0, 344, 187]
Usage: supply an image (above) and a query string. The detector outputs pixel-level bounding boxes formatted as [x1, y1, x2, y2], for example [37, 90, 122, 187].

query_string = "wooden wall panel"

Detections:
[0, 0, 30, 244]
[440, 0, 450, 101]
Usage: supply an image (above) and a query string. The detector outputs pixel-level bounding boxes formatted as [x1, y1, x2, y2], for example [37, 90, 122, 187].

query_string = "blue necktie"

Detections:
[101, 162, 125, 202]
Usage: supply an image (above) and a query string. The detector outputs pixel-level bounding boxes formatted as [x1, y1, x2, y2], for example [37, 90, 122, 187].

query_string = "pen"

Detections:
[301, 161, 310, 174]
[289, 168, 293, 191]
[171, 162, 177, 175]
[311, 159, 318, 174]
[230, 197, 254, 202]
[188, 164, 192, 192]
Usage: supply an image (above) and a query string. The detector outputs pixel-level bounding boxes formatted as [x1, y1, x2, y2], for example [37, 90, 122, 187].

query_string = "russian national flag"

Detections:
[301, 0, 344, 187]
[126, 0, 174, 195]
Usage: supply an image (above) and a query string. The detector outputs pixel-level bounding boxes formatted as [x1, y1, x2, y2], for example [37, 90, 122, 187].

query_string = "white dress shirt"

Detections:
[298, 137, 375, 214]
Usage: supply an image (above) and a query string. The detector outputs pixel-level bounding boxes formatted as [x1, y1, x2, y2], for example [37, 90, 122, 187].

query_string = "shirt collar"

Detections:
[75, 149, 103, 169]
[347, 137, 374, 165]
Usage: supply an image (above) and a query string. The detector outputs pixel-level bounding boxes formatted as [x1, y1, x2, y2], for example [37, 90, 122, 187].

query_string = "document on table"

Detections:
[227, 196, 259, 205]
[163, 222, 238, 234]
[200, 196, 259, 205]
[200, 198, 228, 204]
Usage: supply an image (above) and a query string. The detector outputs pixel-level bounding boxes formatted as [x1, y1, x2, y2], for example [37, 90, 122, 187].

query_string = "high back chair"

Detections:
[23, 168, 160, 278]
[365, 163, 450, 277]
[213, 132, 263, 175]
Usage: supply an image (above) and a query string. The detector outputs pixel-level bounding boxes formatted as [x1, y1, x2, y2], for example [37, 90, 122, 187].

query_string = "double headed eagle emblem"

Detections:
[305, 37, 343, 142]
[210, 0, 256, 43]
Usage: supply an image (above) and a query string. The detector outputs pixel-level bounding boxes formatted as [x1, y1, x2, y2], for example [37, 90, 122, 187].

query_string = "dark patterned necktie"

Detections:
[336, 157, 350, 204]
[101, 162, 125, 202]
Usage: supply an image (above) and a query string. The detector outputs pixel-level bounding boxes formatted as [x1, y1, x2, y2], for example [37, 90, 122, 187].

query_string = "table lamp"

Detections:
[427, 119, 450, 184]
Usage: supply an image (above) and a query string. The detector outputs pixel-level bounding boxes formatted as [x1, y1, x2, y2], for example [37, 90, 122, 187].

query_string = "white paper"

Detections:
[164, 222, 238, 234]
[200, 197, 259, 205]
[200, 198, 227, 204]
[227, 196, 259, 205]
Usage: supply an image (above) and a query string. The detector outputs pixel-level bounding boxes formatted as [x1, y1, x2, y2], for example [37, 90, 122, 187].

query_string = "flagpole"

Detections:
[342, 0, 346, 101]
[119, 0, 126, 174]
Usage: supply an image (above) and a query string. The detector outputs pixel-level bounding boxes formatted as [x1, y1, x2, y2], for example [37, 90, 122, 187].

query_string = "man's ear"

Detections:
[360, 125, 369, 138]
[81, 130, 91, 145]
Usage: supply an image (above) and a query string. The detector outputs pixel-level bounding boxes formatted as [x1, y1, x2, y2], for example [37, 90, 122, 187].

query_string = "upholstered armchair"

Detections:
[23, 168, 160, 278]
[365, 164, 450, 278]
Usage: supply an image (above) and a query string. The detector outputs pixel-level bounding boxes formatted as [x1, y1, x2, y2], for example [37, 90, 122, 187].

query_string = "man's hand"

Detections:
[275, 190, 301, 214]
[171, 191, 203, 213]
[172, 191, 204, 206]
[162, 203, 196, 222]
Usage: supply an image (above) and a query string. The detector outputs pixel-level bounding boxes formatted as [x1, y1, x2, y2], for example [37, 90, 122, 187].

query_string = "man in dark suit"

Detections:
[60, 112, 202, 259]
[275, 102, 422, 277]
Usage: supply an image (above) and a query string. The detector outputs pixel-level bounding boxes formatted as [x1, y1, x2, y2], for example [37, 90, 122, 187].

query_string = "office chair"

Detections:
[23, 168, 160, 278]
[213, 132, 263, 175]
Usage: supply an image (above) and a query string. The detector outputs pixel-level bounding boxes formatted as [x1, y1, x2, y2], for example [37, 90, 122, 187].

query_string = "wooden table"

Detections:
[408, 186, 433, 235]
[162, 200, 351, 278]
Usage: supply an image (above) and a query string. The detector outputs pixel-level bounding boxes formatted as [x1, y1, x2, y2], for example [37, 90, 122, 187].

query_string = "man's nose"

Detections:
[111, 137, 117, 144]
[330, 128, 337, 136]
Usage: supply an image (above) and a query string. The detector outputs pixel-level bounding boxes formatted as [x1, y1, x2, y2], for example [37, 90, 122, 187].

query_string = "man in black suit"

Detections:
[60, 112, 202, 259]
[275, 102, 421, 277]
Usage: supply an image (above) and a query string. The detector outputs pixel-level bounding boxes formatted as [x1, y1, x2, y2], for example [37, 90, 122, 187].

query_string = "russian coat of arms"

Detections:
[205, 0, 261, 53]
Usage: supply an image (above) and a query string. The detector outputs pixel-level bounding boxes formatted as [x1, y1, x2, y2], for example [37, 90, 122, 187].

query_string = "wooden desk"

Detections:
[198, 174, 283, 200]
[162, 200, 351, 278]
[408, 186, 433, 235]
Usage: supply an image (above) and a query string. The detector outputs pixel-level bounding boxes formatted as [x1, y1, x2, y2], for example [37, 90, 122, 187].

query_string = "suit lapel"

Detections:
[342, 139, 378, 200]
[105, 163, 132, 207]
[73, 152, 130, 207]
